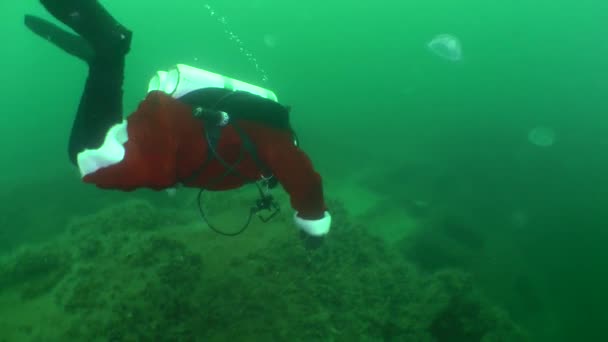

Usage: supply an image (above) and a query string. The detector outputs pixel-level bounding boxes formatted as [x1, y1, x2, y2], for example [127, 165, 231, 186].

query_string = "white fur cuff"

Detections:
[294, 211, 331, 236]
[77, 120, 129, 177]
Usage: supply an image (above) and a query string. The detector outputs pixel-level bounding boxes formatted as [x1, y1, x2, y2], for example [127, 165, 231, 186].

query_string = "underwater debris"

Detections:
[428, 34, 463, 62]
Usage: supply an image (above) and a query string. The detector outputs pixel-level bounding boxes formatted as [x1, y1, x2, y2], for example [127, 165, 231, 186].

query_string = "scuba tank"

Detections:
[147, 64, 278, 102]
[147, 64, 293, 133]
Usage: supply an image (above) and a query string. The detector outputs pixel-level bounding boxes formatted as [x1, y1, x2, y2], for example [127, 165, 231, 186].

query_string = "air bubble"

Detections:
[203, 4, 269, 84]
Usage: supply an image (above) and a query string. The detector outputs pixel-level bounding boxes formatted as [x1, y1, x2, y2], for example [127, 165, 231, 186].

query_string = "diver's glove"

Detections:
[299, 231, 325, 250]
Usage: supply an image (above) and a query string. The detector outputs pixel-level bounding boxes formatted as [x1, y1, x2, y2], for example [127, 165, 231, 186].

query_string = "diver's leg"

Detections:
[68, 51, 127, 164]
[38, 0, 132, 164]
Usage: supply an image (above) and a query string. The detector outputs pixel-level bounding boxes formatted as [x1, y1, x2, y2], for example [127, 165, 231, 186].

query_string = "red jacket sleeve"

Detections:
[80, 91, 204, 190]
[257, 132, 327, 220]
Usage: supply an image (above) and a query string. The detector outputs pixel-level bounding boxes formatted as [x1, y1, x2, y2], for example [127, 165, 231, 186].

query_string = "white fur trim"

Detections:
[77, 120, 129, 177]
[294, 211, 331, 236]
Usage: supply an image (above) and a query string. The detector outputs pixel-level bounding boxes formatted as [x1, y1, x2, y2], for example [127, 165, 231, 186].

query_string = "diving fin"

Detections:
[39, 0, 131, 58]
[24, 14, 93, 62]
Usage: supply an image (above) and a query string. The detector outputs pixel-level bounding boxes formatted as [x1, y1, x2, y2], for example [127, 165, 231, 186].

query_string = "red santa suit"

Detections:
[76, 90, 331, 236]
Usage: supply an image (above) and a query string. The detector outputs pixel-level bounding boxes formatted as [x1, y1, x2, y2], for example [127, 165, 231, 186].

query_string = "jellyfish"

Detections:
[427, 34, 462, 62]
[510, 210, 529, 229]
[263, 33, 278, 48]
[528, 126, 556, 147]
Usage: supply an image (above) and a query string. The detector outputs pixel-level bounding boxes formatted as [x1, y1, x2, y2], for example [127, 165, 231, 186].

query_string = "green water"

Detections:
[1, 0, 607, 341]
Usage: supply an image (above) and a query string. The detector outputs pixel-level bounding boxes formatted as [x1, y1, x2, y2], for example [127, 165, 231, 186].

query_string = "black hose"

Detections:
[197, 189, 255, 236]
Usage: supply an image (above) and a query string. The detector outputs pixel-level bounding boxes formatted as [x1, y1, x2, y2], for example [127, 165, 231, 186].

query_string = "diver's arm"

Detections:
[78, 91, 203, 190]
[259, 136, 331, 236]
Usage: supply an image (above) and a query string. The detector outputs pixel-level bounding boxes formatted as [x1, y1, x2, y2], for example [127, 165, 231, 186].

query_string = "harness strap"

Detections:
[178, 90, 277, 188]
[179, 118, 271, 189]
[232, 119, 272, 176]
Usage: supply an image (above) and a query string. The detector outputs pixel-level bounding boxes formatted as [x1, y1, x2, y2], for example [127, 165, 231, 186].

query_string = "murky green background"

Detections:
[1, 1, 607, 340]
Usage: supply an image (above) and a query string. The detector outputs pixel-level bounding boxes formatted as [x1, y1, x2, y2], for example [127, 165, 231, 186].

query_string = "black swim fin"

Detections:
[24, 14, 93, 62]
[38, 0, 131, 59]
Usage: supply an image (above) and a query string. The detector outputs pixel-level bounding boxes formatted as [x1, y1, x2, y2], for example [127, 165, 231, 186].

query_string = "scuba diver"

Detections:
[24, 0, 331, 243]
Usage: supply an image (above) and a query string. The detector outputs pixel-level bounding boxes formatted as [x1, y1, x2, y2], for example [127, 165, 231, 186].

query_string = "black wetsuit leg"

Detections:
[26, 0, 132, 165]
[68, 56, 126, 164]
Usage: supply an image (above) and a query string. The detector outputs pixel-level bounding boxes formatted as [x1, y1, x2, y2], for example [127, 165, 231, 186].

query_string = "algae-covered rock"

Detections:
[398, 214, 485, 272]
[127, 235, 190, 268]
[63, 275, 105, 313]
[77, 237, 104, 260]
[67, 199, 188, 234]
[41, 197, 527, 341]
[0, 246, 72, 299]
